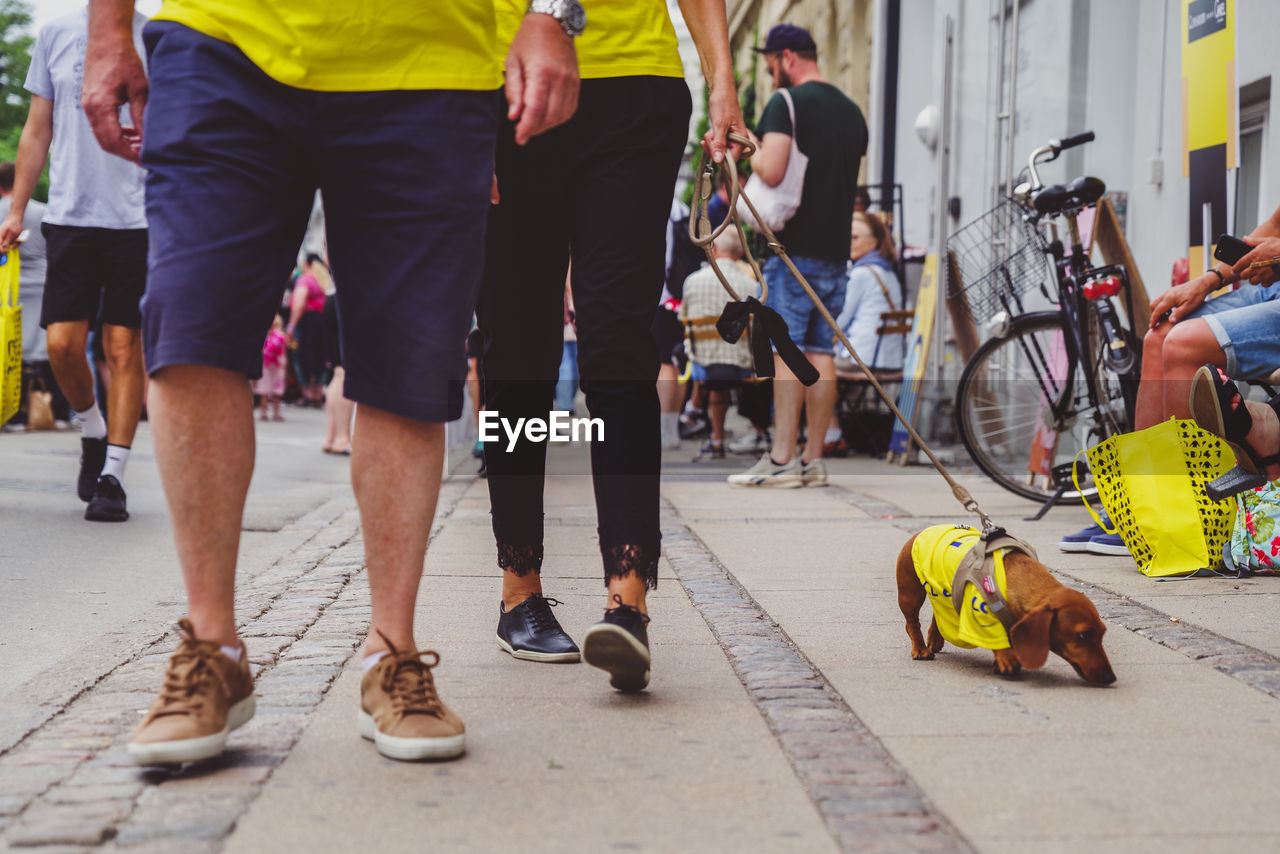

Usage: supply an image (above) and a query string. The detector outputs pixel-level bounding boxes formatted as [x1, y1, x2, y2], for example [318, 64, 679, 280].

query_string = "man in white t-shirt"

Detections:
[0, 7, 149, 522]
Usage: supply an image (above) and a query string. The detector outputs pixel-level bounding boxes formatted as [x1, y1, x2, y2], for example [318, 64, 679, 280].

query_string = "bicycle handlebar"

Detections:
[1025, 130, 1095, 191]
[1053, 131, 1095, 152]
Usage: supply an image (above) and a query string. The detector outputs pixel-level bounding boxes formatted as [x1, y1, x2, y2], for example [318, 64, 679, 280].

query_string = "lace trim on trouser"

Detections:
[497, 542, 544, 577]
[602, 543, 660, 590]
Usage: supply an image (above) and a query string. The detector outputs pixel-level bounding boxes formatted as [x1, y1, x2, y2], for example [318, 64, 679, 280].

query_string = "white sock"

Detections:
[220, 644, 243, 662]
[362, 650, 389, 672]
[661, 411, 679, 441]
[825, 426, 843, 443]
[76, 405, 107, 440]
[101, 445, 130, 482]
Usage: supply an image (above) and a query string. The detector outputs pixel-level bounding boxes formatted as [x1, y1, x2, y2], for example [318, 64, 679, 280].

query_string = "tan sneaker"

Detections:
[129, 618, 255, 765]
[358, 636, 465, 761]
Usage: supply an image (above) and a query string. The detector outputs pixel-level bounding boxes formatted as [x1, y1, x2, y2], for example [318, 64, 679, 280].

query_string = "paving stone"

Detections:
[0, 794, 29, 816]
[47, 784, 144, 805]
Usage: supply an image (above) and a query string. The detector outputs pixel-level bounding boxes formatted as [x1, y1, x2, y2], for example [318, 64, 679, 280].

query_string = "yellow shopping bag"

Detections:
[0, 248, 20, 426]
[1076, 418, 1236, 577]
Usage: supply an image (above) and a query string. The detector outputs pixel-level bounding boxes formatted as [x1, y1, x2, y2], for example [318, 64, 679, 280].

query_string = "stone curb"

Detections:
[662, 511, 974, 854]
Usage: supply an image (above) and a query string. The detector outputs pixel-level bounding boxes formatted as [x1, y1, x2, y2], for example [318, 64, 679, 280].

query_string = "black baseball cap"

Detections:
[752, 23, 817, 54]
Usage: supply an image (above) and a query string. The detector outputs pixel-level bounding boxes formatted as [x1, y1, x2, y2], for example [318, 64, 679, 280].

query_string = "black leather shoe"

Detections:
[582, 595, 650, 692]
[78, 437, 108, 502]
[496, 594, 580, 662]
[85, 475, 129, 522]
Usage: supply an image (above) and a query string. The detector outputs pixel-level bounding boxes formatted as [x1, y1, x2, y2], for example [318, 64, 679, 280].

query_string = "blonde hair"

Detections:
[852, 211, 896, 264]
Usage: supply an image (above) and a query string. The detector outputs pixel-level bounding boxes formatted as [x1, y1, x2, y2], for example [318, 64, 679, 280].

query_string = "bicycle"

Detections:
[950, 131, 1141, 506]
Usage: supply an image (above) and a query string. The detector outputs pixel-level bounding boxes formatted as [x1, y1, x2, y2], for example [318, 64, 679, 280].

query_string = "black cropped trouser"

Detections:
[477, 76, 691, 589]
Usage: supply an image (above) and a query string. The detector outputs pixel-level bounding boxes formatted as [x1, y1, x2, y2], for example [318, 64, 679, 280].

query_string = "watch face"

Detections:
[564, 4, 587, 34]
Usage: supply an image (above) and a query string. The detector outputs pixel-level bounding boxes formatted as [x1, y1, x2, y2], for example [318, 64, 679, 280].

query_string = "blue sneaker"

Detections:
[1060, 519, 1108, 552]
[1085, 531, 1130, 556]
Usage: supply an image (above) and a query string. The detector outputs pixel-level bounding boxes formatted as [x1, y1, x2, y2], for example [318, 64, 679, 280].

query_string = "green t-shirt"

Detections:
[755, 81, 868, 263]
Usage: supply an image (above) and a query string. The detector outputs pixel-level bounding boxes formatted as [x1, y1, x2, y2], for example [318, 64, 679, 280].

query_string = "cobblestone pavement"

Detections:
[7, 448, 1280, 851]
[0, 479, 468, 852]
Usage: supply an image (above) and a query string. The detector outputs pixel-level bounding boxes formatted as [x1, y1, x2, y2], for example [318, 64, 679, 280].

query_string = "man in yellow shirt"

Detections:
[479, 1, 744, 691]
[80, 0, 580, 765]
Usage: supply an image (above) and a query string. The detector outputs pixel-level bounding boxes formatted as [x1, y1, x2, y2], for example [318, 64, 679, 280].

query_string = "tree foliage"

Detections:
[0, 0, 46, 201]
[0, 0, 34, 133]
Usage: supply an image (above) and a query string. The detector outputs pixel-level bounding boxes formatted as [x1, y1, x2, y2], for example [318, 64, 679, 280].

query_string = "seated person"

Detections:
[1063, 201, 1280, 555]
[678, 228, 759, 456]
[1138, 201, 1280, 430]
[834, 211, 904, 374]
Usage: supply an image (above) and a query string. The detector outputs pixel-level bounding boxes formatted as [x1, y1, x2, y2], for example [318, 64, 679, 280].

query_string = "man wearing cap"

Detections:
[728, 23, 868, 489]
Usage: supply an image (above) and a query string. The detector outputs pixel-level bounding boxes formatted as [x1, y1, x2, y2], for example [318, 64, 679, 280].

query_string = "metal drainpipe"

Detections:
[992, 0, 1008, 209]
[1004, 0, 1021, 196]
[932, 16, 955, 390]
[880, 0, 901, 223]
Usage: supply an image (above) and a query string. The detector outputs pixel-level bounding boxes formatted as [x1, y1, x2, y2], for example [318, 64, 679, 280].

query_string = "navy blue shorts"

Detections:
[140, 22, 500, 422]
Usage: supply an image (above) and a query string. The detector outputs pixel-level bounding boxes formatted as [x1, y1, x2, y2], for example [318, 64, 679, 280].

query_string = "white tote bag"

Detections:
[736, 88, 809, 232]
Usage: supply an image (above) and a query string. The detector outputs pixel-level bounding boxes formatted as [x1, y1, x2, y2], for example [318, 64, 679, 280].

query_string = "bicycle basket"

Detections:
[946, 198, 1053, 326]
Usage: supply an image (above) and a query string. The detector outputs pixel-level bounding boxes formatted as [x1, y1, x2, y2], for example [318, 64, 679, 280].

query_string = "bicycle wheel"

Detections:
[955, 311, 1131, 503]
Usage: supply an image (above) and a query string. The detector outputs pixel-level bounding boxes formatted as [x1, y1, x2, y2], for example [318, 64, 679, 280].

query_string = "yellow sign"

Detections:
[1181, 0, 1237, 273]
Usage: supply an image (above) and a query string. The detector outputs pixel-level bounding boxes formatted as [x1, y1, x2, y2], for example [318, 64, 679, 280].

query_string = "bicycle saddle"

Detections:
[1032, 176, 1106, 215]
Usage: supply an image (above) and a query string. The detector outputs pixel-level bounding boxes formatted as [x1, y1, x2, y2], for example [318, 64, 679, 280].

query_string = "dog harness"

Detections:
[911, 525, 1037, 650]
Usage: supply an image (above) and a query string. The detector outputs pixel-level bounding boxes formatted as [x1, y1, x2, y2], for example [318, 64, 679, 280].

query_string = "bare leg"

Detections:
[1223, 391, 1280, 481]
[801, 354, 837, 462]
[352, 406, 445, 657]
[607, 573, 647, 617]
[770, 354, 805, 464]
[100, 324, 145, 447]
[708, 389, 729, 442]
[1160, 318, 1226, 421]
[502, 570, 543, 611]
[656, 363, 681, 413]
[1134, 324, 1169, 431]
[466, 358, 482, 424]
[149, 365, 254, 647]
[324, 367, 353, 452]
[44, 321, 95, 411]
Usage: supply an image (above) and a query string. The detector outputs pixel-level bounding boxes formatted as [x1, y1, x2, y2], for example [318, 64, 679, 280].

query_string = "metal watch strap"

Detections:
[527, 0, 586, 37]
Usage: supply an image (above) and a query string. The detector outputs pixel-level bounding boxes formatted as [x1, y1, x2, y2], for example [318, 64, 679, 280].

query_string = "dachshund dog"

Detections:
[896, 526, 1116, 685]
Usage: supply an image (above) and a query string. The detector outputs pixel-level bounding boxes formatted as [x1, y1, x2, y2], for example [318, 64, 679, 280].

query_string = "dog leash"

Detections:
[689, 133, 998, 533]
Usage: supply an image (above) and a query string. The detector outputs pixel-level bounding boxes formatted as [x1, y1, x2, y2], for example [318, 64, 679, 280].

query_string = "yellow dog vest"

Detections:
[912, 525, 1012, 650]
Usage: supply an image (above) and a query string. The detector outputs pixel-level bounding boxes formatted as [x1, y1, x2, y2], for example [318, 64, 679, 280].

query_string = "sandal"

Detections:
[1189, 364, 1280, 475]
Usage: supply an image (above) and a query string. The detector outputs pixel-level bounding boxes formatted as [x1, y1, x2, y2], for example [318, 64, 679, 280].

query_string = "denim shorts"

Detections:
[1187, 283, 1280, 379]
[140, 22, 500, 422]
[762, 255, 847, 354]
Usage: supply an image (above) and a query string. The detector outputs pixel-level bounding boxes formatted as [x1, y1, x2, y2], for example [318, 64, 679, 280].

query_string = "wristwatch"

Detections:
[527, 0, 586, 37]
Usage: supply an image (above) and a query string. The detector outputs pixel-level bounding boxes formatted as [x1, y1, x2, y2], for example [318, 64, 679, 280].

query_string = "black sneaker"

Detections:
[582, 595, 650, 692]
[496, 594, 580, 662]
[78, 437, 108, 502]
[85, 475, 129, 522]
